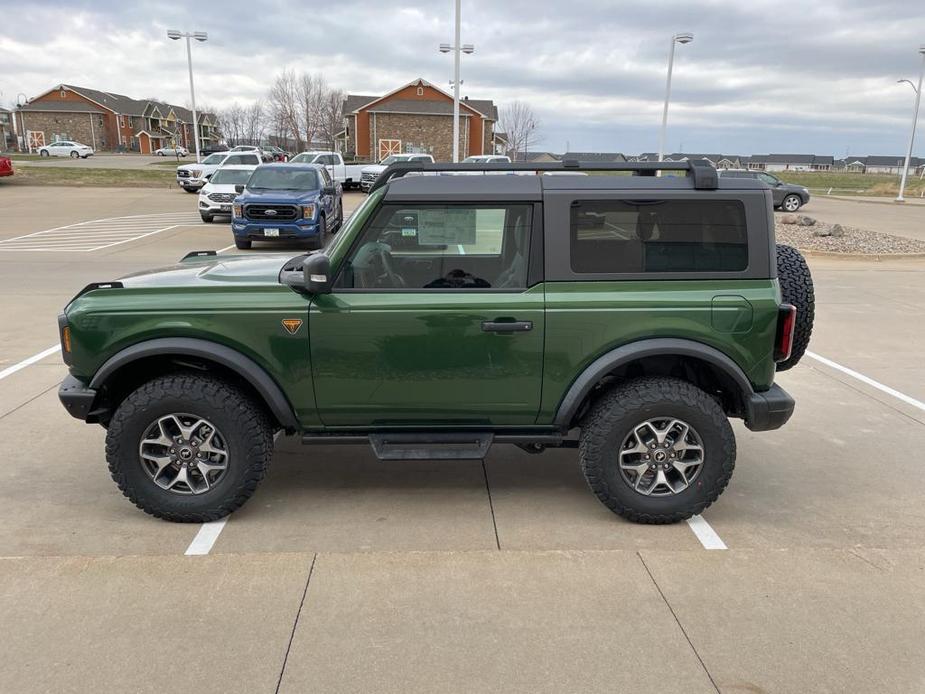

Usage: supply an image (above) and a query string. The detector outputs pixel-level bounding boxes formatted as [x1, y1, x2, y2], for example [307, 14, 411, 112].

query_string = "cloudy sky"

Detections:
[3, 0, 925, 156]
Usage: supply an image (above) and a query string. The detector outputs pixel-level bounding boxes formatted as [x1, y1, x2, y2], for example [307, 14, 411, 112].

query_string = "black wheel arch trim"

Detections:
[553, 338, 758, 428]
[88, 337, 299, 430]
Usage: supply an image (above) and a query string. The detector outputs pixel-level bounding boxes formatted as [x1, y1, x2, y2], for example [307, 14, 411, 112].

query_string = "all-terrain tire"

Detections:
[105, 373, 274, 522]
[579, 377, 736, 524]
[234, 238, 252, 250]
[775, 243, 814, 371]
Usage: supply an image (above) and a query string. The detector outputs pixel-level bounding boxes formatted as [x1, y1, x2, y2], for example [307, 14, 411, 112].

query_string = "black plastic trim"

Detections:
[744, 383, 795, 431]
[181, 250, 218, 261]
[88, 338, 299, 430]
[553, 338, 756, 428]
[58, 374, 97, 420]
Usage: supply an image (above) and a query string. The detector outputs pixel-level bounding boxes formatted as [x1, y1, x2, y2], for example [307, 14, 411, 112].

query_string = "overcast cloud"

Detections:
[2, 0, 924, 156]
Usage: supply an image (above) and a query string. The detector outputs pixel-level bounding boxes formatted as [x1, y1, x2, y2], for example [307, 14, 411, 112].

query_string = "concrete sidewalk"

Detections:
[799, 195, 925, 241]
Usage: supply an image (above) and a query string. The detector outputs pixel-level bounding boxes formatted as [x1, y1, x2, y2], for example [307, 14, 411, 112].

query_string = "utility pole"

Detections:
[896, 46, 925, 202]
[168, 30, 208, 163]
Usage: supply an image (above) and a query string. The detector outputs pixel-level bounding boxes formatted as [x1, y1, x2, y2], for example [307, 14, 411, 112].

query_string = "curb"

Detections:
[795, 248, 925, 260]
[814, 195, 925, 207]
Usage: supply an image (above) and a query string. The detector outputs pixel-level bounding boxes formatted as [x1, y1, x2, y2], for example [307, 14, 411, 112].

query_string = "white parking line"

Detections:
[184, 519, 228, 555]
[807, 351, 925, 413]
[0, 345, 61, 381]
[0, 212, 202, 252]
[687, 515, 727, 550]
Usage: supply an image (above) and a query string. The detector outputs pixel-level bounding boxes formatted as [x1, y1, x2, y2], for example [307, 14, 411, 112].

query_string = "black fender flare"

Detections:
[553, 338, 755, 428]
[89, 337, 299, 430]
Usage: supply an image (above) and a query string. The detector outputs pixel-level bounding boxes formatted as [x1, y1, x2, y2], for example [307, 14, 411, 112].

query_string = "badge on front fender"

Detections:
[281, 319, 303, 334]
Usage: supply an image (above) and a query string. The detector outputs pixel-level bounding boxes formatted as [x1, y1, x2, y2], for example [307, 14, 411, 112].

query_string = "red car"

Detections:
[0, 156, 13, 177]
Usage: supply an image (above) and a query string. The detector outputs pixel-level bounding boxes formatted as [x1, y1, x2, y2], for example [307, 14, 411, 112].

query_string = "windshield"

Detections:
[202, 153, 225, 165]
[327, 188, 385, 262]
[247, 168, 319, 191]
[289, 153, 317, 164]
[210, 169, 253, 185]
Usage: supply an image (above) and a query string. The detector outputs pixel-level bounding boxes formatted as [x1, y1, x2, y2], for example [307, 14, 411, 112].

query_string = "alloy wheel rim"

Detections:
[784, 197, 799, 211]
[138, 413, 229, 495]
[618, 417, 704, 496]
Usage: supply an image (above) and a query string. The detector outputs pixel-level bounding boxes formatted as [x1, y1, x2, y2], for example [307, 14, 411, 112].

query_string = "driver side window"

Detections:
[337, 204, 532, 290]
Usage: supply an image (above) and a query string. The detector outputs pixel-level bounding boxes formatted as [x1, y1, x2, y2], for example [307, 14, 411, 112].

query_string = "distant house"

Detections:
[14, 84, 219, 153]
[859, 156, 919, 175]
[562, 151, 625, 163]
[512, 151, 561, 162]
[338, 78, 498, 162]
[0, 107, 13, 151]
[747, 154, 833, 172]
[664, 153, 745, 169]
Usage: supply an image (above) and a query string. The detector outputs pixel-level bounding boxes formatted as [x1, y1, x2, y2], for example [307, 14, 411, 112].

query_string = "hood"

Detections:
[362, 164, 387, 174]
[118, 253, 295, 288]
[240, 188, 320, 202]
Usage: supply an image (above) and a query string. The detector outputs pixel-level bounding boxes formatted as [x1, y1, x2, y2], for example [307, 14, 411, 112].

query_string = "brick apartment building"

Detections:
[14, 84, 218, 153]
[338, 78, 500, 162]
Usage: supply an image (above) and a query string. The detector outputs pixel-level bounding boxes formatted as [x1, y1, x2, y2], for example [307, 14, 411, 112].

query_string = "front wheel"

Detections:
[782, 194, 802, 212]
[579, 377, 736, 524]
[183, 187, 198, 194]
[40, 149, 50, 157]
[105, 374, 274, 522]
[200, 213, 214, 223]
[234, 238, 252, 249]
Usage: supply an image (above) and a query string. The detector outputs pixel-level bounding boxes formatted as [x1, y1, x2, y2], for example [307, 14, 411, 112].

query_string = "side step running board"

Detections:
[299, 431, 568, 460]
[369, 432, 493, 460]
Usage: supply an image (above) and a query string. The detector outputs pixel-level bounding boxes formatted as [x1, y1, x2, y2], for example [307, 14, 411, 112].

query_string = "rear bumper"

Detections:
[58, 375, 97, 421]
[744, 383, 794, 431]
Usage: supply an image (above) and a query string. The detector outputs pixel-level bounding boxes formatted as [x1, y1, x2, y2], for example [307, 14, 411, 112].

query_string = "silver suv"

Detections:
[719, 169, 809, 212]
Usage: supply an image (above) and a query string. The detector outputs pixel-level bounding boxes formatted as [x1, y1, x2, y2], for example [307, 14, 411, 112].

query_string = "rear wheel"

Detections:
[234, 238, 252, 250]
[775, 244, 815, 371]
[105, 373, 274, 522]
[782, 194, 802, 212]
[579, 377, 736, 524]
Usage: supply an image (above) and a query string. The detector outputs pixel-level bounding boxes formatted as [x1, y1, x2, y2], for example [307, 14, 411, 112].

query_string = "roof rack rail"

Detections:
[368, 158, 718, 193]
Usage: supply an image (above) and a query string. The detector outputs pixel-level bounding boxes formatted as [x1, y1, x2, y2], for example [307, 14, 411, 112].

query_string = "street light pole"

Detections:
[896, 46, 925, 203]
[168, 30, 208, 163]
[440, 1, 474, 163]
[657, 32, 693, 164]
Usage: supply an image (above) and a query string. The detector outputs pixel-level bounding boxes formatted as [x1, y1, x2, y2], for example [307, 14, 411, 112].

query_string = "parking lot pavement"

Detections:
[2, 185, 925, 691]
[801, 195, 925, 242]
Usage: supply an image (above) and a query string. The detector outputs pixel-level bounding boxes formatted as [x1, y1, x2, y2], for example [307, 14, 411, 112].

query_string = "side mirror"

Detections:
[235, 184, 245, 194]
[304, 253, 332, 294]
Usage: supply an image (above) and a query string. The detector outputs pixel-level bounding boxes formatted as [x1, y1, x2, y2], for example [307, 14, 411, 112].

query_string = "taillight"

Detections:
[775, 304, 796, 362]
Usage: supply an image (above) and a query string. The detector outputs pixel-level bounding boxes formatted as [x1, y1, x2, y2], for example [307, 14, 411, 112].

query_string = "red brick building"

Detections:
[15, 84, 218, 153]
[339, 78, 499, 162]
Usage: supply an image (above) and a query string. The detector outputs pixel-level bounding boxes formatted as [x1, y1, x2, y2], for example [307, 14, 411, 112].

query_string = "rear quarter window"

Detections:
[570, 199, 748, 273]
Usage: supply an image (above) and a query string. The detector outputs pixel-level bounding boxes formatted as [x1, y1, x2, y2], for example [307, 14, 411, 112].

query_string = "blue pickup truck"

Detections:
[231, 163, 343, 249]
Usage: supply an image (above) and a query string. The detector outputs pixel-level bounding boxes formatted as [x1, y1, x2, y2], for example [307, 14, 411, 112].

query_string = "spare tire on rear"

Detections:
[775, 244, 814, 371]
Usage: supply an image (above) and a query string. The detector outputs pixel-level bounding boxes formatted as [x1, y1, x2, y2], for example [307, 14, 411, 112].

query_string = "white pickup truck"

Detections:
[175, 151, 263, 193]
[359, 153, 435, 192]
[289, 151, 365, 190]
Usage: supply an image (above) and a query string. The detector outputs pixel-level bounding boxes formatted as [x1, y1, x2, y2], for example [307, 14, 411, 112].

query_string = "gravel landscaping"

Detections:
[774, 213, 925, 255]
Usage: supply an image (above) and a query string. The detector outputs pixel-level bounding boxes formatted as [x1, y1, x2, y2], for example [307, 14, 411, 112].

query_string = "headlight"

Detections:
[233, 204, 242, 217]
[302, 204, 315, 219]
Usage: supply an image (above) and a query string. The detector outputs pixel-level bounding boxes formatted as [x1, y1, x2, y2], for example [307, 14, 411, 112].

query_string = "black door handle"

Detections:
[481, 320, 533, 333]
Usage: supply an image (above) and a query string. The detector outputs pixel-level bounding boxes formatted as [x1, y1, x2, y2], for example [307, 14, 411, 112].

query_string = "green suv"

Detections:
[57, 160, 814, 524]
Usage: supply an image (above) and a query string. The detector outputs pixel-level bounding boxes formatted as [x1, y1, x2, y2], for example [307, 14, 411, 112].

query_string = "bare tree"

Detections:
[498, 101, 541, 161]
[244, 101, 264, 146]
[267, 70, 303, 150]
[317, 86, 344, 151]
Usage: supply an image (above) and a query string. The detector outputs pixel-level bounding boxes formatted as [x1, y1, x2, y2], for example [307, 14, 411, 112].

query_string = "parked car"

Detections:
[230, 145, 272, 162]
[265, 146, 290, 162]
[0, 156, 13, 178]
[175, 151, 263, 193]
[230, 163, 343, 249]
[197, 165, 257, 222]
[360, 153, 434, 192]
[200, 145, 229, 156]
[289, 150, 365, 190]
[37, 141, 94, 158]
[155, 146, 189, 157]
[462, 155, 512, 164]
[718, 169, 810, 212]
[56, 159, 814, 524]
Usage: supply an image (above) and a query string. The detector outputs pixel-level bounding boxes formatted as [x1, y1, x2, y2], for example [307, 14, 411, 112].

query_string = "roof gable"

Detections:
[348, 78, 488, 119]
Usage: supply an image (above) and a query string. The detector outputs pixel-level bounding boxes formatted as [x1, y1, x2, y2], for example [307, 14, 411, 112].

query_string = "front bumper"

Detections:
[744, 383, 795, 431]
[177, 176, 205, 190]
[199, 198, 234, 215]
[59, 374, 97, 421]
[231, 219, 320, 240]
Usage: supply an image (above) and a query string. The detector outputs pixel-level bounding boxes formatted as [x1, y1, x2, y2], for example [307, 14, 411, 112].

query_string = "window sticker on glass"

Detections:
[399, 213, 418, 237]
[418, 208, 477, 245]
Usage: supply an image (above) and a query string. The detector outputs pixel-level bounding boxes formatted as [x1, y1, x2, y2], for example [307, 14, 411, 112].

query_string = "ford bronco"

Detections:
[57, 159, 814, 524]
